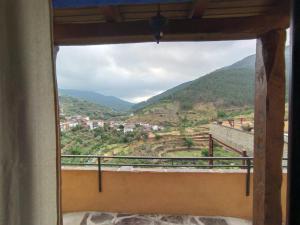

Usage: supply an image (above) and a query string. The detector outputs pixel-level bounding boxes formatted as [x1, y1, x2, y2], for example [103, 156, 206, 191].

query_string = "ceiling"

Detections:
[53, 0, 290, 45]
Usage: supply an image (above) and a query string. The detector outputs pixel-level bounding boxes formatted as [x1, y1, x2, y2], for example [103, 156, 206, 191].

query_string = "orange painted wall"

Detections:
[61, 168, 287, 220]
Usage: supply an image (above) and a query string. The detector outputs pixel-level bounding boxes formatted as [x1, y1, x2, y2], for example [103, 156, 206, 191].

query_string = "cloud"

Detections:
[56, 40, 257, 103]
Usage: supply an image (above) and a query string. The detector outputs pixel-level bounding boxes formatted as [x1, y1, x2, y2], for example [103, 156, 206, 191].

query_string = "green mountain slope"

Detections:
[59, 89, 133, 112]
[132, 81, 193, 111]
[59, 95, 123, 120]
[134, 59, 255, 111]
[134, 47, 290, 112]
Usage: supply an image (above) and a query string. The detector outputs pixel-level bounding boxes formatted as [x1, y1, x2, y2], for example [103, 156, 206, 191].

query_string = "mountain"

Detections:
[134, 47, 290, 112]
[59, 95, 125, 120]
[131, 80, 193, 111]
[134, 57, 255, 111]
[59, 47, 290, 118]
[59, 89, 133, 111]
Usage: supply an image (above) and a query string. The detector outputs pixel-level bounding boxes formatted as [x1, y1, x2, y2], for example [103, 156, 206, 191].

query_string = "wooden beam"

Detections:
[54, 14, 289, 45]
[101, 6, 122, 22]
[286, 0, 300, 224]
[253, 29, 286, 225]
[188, 0, 209, 19]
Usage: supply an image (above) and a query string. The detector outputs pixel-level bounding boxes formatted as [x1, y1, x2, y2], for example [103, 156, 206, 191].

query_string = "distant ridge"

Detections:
[59, 89, 133, 111]
[59, 95, 120, 119]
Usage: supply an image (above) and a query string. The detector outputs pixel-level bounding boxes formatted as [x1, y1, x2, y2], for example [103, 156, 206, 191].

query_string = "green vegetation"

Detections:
[154, 133, 162, 140]
[165, 146, 238, 158]
[183, 137, 194, 148]
[61, 126, 148, 156]
[163, 146, 240, 167]
[134, 47, 290, 113]
[134, 56, 256, 111]
[216, 107, 253, 120]
[61, 123, 245, 168]
[59, 96, 123, 120]
[130, 47, 290, 127]
[128, 57, 259, 125]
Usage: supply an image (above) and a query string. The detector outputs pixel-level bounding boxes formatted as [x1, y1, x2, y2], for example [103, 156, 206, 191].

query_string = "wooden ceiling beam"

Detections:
[188, 0, 209, 19]
[101, 6, 123, 22]
[54, 14, 290, 45]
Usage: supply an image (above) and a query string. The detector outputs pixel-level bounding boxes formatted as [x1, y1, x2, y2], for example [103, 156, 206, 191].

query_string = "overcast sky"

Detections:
[56, 40, 258, 103]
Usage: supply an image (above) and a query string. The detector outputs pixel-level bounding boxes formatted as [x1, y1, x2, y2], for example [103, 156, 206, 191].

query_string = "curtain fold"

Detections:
[0, 1, 58, 225]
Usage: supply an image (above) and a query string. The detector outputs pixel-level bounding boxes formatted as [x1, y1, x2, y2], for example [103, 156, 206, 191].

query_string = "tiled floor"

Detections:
[63, 212, 252, 225]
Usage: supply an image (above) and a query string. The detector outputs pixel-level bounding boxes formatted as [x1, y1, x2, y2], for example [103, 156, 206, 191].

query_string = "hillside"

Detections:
[59, 95, 123, 120]
[128, 47, 290, 125]
[59, 47, 290, 125]
[59, 89, 133, 111]
[134, 47, 290, 112]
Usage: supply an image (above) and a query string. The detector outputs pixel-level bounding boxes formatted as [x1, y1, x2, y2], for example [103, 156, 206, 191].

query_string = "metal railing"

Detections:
[61, 155, 288, 196]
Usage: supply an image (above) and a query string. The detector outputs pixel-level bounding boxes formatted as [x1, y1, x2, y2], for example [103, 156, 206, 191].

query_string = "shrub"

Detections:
[196, 119, 209, 126]
[183, 137, 194, 148]
[75, 138, 83, 144]
[202, 149, 209, 157]
[180, 101, 193, 110]
[154, 133, 162, 140]
[217, 110, 227, 118]
[142, 132, 148, 141]
[71, 125, 83, 132]
[69, 146, 81, 155]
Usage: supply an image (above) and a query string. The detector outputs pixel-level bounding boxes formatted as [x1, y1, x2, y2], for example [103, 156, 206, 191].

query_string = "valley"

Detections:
[59, 48, 289, 165]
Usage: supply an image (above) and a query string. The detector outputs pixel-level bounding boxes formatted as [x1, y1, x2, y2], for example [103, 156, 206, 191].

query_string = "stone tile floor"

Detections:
[63, 212, 251, 225]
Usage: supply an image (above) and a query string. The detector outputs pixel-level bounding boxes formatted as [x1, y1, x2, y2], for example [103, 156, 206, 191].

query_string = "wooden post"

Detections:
[253, 30, 286, 225]
[208, 134, 214, 165]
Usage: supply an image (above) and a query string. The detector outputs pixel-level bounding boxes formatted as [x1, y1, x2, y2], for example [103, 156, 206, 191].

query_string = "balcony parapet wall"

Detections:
[62, 167, 287, 220]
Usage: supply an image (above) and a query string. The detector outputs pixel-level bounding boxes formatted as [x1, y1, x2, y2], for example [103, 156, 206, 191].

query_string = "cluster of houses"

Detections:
[60, 115, 104, 132]
[60, 115, 164, 133]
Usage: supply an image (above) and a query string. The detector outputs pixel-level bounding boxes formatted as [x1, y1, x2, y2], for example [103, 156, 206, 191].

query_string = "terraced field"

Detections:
[61, 125, 242, 168]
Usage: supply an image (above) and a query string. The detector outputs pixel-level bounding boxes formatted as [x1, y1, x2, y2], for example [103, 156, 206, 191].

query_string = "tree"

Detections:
[183, 137, 194, 148]
[154, 133, 162, 140]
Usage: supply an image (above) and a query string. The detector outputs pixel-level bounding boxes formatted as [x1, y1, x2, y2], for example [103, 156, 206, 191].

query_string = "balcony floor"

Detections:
[63, 212, 251, 225]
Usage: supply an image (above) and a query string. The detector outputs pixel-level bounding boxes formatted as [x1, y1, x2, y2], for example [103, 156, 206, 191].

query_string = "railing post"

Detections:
[98, 157, 102, 192]
[242, 150, 247, 167]
[208, 134, 214, 166]
[246, 158, 251, 196]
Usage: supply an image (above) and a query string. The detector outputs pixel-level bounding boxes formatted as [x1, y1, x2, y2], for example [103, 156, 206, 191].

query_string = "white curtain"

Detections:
[0, 0, 58, 225]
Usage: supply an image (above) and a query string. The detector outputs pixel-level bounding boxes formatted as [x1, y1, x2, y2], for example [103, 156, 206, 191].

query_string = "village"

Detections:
[60, 115, 164, 134]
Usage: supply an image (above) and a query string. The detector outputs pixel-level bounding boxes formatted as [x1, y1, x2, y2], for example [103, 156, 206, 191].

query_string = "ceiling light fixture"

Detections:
[149, 4, 168, 44]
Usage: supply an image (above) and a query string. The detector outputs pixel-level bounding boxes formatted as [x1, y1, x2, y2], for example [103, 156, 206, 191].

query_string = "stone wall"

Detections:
[209, 124, 288, 156]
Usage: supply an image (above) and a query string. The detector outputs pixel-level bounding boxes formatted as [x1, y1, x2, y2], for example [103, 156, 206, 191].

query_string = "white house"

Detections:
[124, 124, 135, 133]
[97, 120, 104, 128]
[69, 121, 79, 128]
